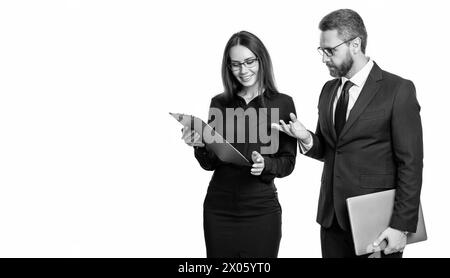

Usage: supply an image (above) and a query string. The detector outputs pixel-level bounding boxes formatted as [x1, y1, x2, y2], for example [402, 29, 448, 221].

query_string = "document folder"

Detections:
[170, 112, 251, 166]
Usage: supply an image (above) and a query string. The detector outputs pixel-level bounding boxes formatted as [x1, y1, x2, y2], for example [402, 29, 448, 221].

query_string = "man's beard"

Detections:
[327, 52, 353, 78]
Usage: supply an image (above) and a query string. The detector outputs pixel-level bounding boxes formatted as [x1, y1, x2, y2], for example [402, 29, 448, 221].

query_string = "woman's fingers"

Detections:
[193, 132, 201, 141]
[181, 127, 191, 138]
[183, 129, 204, 147]
[182, 130, 195, 141]
[250, 169, 263, 175]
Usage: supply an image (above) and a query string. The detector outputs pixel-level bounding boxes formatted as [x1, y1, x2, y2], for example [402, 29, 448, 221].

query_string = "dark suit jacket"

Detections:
[306, 62, 423, 232]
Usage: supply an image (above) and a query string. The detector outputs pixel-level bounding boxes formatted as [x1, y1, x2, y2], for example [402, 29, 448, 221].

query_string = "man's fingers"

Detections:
[252, 163, 264, 169]
[282, 127, 293, 137]
[273, 123, 290, 136]
[290, 113, 297, 122]
[373, 232, 387, 247]
[273, 122, 293, 137]
[271, 123, 282, 131]
[384, 247, 394, 255]
[279, 120, 294, 136]
[372, 246, 382, 253]
[279, 119, 289, 130]
[289, 124, 298, 135]
[386, 244, 402, 254]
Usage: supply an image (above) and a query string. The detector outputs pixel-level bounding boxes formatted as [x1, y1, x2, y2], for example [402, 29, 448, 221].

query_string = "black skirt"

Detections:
[203, 183, 282, 258]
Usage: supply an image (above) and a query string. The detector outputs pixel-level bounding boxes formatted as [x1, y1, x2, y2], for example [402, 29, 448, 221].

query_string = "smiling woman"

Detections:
[180, 31, 298, 258]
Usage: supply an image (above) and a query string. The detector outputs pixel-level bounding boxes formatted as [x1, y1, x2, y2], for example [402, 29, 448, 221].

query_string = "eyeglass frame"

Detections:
[317, 37, 358, 57]
[228, 57, 259, 71]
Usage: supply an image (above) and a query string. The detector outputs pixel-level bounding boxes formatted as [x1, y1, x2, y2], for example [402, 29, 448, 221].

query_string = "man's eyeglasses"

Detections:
[228, 57, 258, 71]
[317, 37, 357, 57]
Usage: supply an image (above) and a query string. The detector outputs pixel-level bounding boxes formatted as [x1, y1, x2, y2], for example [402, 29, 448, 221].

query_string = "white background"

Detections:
[0, 0, 448, 257]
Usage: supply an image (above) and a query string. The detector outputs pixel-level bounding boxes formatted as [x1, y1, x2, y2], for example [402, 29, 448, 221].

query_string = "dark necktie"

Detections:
[335, 80, 354, 137]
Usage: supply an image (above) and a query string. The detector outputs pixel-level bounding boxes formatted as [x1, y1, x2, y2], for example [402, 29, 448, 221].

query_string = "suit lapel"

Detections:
[321, 79, 340, 144]
[337, 63, 383, 143]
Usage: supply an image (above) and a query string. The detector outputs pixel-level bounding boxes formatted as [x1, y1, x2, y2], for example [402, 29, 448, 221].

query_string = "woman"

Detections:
[181, 31, 297, 258]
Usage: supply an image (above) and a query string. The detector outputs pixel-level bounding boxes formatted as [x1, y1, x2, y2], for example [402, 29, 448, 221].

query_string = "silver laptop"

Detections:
[346, 189, 427, 256]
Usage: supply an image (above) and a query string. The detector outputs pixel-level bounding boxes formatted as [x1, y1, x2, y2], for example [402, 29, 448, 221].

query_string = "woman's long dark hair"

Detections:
[221, 31, 278, 106]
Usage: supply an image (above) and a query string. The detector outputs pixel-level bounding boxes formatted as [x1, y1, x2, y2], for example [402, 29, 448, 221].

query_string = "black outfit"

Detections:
[194, 91, 297, 258]
[305, 63, 423, 257]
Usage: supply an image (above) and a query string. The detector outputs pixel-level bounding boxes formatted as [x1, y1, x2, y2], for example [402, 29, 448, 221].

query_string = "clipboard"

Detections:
[170, 112, 251, 166]
[346, 189, 427, 256]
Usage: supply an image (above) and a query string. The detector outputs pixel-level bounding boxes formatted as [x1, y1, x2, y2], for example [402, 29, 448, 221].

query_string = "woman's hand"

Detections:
[250, 151, 265, 176]
[181, 127, 205, 147]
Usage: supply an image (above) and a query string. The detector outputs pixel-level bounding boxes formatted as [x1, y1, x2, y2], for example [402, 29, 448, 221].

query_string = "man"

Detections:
[274, 9, 423, 258]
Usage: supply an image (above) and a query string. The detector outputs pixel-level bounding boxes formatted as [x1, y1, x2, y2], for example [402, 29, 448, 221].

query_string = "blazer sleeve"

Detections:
[389, 80, 424, 232]
[260, 96, 297, 182]
[303, 121, 325, 161]
[303, 83, 329, 161]
[193, 98, 221, 171]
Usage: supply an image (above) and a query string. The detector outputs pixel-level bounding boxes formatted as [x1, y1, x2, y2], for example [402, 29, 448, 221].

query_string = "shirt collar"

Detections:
[341, 59, 374, 88]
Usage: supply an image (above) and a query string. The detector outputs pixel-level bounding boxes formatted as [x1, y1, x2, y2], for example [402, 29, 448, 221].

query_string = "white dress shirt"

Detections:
[300, 59, 374, 153]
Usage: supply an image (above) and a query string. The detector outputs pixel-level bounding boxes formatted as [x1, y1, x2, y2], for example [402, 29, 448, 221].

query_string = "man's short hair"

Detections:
[319, 9, 368, 53]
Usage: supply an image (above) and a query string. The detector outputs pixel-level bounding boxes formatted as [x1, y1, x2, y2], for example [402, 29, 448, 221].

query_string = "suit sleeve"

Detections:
[260, 96, 297, 182]
[303, 122, 325, 161]
[303, 83, 329, 161]
[389, 80, 423, 232]
[194, 98, 221, 171]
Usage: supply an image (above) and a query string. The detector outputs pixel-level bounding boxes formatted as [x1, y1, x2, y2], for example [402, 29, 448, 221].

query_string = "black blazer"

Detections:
[306, 62, 423, 232]
[195, 91, 298, 189]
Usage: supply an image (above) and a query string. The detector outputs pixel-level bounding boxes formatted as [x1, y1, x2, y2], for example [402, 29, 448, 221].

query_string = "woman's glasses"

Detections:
[228, 57, 258, 71]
